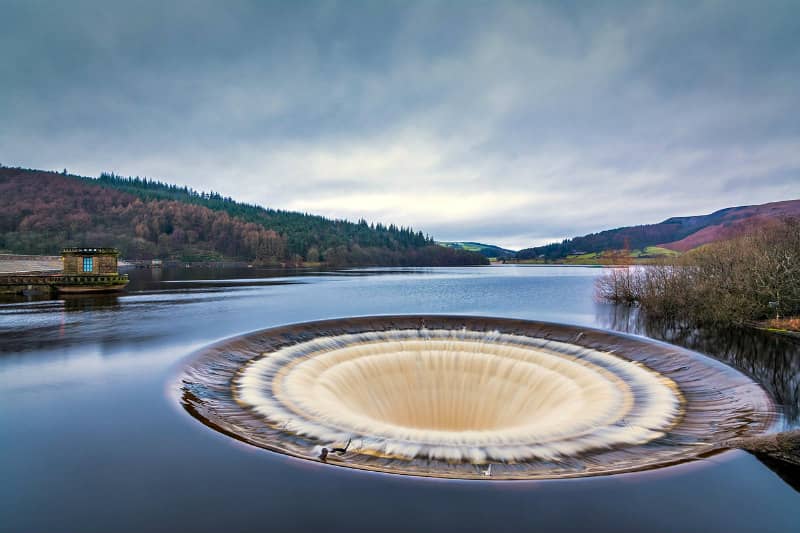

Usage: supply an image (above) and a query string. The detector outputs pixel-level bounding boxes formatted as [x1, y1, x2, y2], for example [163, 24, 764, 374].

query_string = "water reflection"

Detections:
[61, 294, 122, 312]
[597, 303, 800, 427]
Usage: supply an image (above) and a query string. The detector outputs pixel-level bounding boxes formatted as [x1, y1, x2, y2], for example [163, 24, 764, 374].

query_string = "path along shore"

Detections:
[0, 254, 61, 274]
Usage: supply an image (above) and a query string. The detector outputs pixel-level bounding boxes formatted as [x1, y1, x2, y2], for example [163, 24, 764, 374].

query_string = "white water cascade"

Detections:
[181, 316, 776, 479]
[236, 329, 680, 463]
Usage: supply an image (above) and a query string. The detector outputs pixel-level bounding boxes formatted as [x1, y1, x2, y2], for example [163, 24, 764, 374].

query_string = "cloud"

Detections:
[1, 0, 798, 250]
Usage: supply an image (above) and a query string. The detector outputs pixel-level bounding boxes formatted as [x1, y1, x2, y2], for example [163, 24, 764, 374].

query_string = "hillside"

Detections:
[517, 199, 800, 261]
[438, 241, 516, 259]
[0, 167, 488, 267]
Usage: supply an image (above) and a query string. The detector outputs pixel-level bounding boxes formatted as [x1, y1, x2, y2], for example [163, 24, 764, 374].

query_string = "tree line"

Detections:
[0, 167, 488, 266]
[93, 172, 433, 258]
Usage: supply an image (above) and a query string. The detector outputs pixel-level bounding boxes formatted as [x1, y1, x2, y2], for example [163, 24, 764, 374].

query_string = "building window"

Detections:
[82, 257, 93, 272]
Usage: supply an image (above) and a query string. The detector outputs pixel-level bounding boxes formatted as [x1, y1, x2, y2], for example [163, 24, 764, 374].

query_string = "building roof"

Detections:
[61, 247, 120, 255]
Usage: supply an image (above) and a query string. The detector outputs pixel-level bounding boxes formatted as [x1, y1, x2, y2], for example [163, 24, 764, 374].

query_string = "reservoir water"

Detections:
[1, 265, 798, 532]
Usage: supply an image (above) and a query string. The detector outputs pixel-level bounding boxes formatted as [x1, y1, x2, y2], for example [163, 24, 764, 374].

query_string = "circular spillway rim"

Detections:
[234, 332, 683, 461]
[179, 315, 779, 480]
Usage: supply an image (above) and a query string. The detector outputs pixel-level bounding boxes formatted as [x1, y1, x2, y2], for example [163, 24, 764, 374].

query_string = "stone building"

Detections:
[61, 247, 121, 275]
[1, 247, 128, 295]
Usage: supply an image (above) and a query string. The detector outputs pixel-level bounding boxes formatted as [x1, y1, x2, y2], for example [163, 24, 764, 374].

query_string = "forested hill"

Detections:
[0, 166, 487, 266]
[517, 199, 800, 260]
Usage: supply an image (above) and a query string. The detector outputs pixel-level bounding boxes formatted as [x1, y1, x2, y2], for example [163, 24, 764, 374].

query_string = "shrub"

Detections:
[596, 218, 800, 325]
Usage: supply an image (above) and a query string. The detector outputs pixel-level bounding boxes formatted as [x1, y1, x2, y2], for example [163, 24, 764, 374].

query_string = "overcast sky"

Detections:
[2, 1, 798, 249]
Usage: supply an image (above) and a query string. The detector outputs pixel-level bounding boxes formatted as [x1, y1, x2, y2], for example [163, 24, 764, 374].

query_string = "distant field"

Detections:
[643, 246, 679, 256]
[514, 246, 681, 265]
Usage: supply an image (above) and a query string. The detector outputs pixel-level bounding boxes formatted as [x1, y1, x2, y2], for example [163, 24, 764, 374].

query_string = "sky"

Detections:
[1, 1, 798, 250]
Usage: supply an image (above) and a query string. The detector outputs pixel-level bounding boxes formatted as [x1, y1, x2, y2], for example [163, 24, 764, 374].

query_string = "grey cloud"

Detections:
[1, 0, 798, 249]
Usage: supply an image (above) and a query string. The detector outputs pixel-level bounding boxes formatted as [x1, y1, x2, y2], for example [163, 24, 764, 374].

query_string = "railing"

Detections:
[0, 274, 61, 285]
[61, 247, 120, 255]
[0, 274, 129, 286]
[56, 274, 129, 285]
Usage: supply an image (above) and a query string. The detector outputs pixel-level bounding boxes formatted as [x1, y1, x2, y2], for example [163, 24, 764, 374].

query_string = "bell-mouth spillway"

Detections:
[179, 315, 778, 480]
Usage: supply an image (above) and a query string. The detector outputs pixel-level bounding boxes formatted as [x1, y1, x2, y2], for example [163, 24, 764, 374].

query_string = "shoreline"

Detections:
[1, 254, 493, 275]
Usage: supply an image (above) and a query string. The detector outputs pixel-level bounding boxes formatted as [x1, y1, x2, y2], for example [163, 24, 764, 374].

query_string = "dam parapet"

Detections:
[0, 247, 129, 295]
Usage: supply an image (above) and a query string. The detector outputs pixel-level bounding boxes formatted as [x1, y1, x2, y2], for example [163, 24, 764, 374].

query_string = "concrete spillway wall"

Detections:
[0, 273, 129, 295]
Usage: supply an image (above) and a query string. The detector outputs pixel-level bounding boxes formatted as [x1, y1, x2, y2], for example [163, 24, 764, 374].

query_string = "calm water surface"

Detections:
[1, 265, 798, 532]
